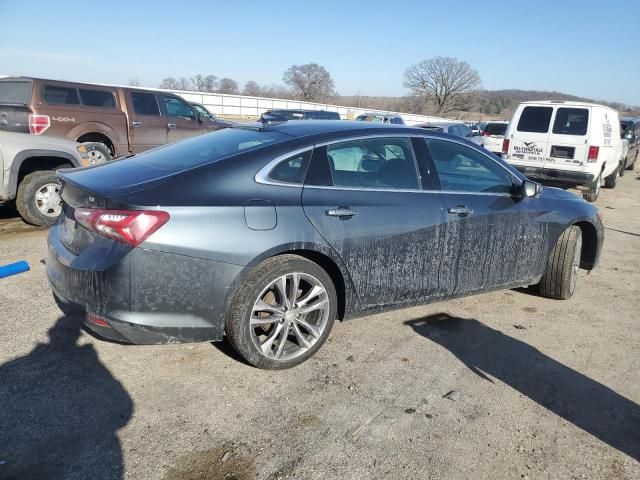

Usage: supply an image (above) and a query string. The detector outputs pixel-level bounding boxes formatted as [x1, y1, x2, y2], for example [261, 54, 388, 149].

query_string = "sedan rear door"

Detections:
[301, 135, 445, 309]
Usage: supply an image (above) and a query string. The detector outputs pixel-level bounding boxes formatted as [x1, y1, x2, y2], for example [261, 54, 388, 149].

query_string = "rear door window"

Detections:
[552, 108, 589, 136]
[326, 137, 420, 190]
[79, 89, 116, 108]
[517, 106, 553, 133]
[43, 85, 80, 105]
[131, 92, 160, 116]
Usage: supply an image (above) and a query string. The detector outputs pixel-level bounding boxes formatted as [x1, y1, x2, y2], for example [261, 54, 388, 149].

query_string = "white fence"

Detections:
[164, 89, 452, 126]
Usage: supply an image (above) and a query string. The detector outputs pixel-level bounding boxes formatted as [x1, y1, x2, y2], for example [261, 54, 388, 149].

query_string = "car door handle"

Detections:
[131, 121, 142, 127]
[326, 207, 357, 218]
[167, 123, 176, 129]
[448, 206, 473, 216]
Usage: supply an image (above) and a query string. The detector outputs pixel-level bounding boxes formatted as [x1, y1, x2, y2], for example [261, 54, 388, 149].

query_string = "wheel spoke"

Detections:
[296, 285, 324, 308]
[273, 324, 290, 358]
[298, 297, 328, 315]
[289, 273, 300, 307]
[261, 323, 284, 355]
[291, 322, 312, 348]
[296, 317, 321, 338]
[275, 276, 290, 309]
[252, 299, 284, 315]
[250, 313, 283, 326]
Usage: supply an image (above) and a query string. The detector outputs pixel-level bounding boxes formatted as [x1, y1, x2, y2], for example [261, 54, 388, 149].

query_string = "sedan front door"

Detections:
[302, 136, 445, 309]
[424, 137, 549, 296]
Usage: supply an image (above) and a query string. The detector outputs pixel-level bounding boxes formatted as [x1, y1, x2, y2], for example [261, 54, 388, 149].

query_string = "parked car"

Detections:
[469, 124, 480, 136]
[481, 121, 509, 155]
[415, 122, 482, 146]
[48, 120, 603, 369]
[0, 132, 93, 225]
[620, 117, 639, 171]
[261, 109, 341, 121]
[189, 102, 236, 127]
[502, 101, 624, 202]
[0, 77, 231, 161]
[355, 113, 405, 125]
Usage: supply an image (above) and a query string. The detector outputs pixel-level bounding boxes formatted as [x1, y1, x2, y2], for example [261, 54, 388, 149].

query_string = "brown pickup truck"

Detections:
[0, 77, 233, 161]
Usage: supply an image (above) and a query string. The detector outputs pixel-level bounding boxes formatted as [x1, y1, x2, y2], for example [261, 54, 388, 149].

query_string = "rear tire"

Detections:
[537, 226, 582, 300]
[15, 171, 62, 226]
[82, 142, 112, 164]
[582, 173, 601, 202]
[604, 164, 619, 189]
[226, 254, 337, 369]
[619, 158, 626, 177]
[626, 150, 637, 170]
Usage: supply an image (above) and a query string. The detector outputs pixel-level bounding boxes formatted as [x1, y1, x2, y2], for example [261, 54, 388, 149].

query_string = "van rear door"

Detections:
[0, 78, 33, 133]
[546, 106, 590, 169]
[508, 105, 553, 168]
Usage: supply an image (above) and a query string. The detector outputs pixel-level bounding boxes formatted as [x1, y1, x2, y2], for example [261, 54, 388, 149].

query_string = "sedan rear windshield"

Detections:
[0, 81, 32, 104]
[132, 127, 289, 172]
[485, 123, 508, 136]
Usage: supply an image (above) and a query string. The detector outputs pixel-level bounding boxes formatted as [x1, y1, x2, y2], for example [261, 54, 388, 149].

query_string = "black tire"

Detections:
[604, 164, 619, 189]
[15, 171, 62, 226]
[626, 150, 637, 170]
[619, 158, 626, 177]
[582, 172, 601, 202]
[82, 142, 112, 164]
[537, 226, 582, 300]
[226, 254, 337, 369]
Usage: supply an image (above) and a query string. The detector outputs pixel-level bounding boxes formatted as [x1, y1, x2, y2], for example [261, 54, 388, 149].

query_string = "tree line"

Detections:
[154, 58, 637, 117]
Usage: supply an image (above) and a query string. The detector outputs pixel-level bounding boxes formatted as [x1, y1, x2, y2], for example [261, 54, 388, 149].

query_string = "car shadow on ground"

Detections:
[405, 313, 640, 462]
[0, 313, 133, 480]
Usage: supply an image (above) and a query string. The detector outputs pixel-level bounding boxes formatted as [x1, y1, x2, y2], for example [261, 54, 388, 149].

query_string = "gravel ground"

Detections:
[0, 170, 639, 480]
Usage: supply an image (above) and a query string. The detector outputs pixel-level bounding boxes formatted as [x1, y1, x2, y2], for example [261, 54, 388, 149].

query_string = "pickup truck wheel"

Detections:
[82, 142, 112, 164]
[16, 171, 62, 226]
[582, 173, 601, 202]
[226, 255, 337, 369]
[538, 225, 582, 300]
[604, 164, 619, 189]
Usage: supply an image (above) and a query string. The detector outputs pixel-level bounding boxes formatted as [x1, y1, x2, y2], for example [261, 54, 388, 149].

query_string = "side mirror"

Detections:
[522, 180, 542, 198]
[196, 112, 204, 123]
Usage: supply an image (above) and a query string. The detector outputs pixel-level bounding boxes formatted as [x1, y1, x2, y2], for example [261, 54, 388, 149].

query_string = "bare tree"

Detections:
[128, 78, 140, 87]
[404, 56, 481, 114]
[283, 63, 336, 102]
[159, 76, 193, 91]
[243, 80, 262, 96]
[191, 74, 217, 92]
[218, 78, 239, 94]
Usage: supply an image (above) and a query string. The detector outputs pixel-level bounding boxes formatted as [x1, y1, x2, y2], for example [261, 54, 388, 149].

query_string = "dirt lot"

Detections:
[0, 172, 639, 480]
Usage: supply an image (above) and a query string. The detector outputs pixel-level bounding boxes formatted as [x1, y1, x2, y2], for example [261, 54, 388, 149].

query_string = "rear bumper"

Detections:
[513, 166, 594, 187]
[47, 224, 244, 344]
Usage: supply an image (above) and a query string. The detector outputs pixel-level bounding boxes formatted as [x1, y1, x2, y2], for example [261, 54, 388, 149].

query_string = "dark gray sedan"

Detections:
[47, 121, 604, 368]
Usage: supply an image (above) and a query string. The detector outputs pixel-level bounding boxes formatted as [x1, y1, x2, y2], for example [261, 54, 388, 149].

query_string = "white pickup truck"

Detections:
[501, 101, 623, 202]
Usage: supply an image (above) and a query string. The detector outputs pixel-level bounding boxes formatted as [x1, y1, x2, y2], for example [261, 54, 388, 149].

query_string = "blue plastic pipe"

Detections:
[0, 261, 30, 279]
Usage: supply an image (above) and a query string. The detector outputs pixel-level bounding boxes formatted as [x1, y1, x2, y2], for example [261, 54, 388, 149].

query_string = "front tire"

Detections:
[626, 150, 638, 170]
[226, 255, 337, 369]
[537, 226, 582, 300]
[15, 171, 62, 226]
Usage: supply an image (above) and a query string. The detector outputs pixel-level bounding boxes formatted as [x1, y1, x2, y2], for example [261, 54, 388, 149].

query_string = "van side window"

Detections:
[79, 89, 115, 108]
[43, 86, 80, 105]
[552, 108, 589, 136]
[517, 106, 553, 133]
[131, 92, 160, 116]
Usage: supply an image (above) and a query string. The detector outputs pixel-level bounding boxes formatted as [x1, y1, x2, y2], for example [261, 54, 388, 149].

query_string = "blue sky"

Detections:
[1, 0, 639, 105]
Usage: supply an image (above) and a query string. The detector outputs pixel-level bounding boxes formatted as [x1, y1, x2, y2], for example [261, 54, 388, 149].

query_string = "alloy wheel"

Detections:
[249, 272, 330, 361]
[34, 183, 62, 217]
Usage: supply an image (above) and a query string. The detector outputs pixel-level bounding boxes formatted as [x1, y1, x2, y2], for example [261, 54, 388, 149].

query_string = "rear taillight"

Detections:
[482, 131, 490, 137]
[587, 146, 599, 162]
[74, 208, 170, 247]
[502, 138, 510, 155]
[29, 114, 50, 135]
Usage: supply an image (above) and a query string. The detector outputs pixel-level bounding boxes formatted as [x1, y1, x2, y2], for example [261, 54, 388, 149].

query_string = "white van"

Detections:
[502, 101, 623, 202]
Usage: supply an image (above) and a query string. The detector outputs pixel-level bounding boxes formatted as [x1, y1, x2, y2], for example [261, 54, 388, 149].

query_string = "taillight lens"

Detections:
[482, 131, 490, 137]
[502, 138, 510, 155]
[74, 208, 170, 247]
[29, 114, 51, 135]
[587, 146, 599, 162]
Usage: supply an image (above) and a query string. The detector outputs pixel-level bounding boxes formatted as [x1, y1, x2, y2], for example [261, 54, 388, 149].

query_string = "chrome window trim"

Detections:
[254, 133, 523, 193]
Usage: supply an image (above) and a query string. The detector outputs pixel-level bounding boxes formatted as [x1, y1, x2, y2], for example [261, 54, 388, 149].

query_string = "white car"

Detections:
[481, 121, 509, 155]
[502, 101, 624, 202]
